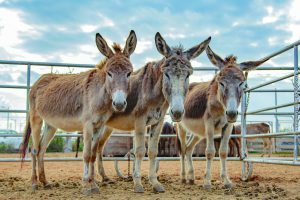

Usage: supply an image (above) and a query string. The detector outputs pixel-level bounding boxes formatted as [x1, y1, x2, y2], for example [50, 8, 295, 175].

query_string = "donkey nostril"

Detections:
[113, 101, 116, 106]
[123, 101, 127, 106]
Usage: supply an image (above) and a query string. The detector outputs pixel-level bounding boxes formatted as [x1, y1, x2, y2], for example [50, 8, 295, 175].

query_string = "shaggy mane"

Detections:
[224, 55, 237, 64]
[112, 43, 122, 53]
[95, 58, 108, 69]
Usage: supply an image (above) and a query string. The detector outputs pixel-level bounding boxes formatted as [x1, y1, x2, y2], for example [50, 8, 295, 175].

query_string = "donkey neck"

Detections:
[143, 59, 165, 103]
[207, 77, 225, 117]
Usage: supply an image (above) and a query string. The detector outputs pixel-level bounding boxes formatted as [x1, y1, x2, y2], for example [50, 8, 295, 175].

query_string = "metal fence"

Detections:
[0, 39, 300, 180]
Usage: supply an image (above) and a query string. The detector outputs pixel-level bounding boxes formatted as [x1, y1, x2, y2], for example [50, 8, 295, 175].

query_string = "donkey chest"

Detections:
[145, 106, 164, 126]
[181, 115, 227, 137]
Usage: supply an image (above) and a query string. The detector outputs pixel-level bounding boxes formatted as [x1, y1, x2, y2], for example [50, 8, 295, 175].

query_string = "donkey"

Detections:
[232, 123, 272, 158]
[20, 30, 137, 194]
[158, 122, 177, 156]
[176, 45, 272, 189]
[94, 33, 211, 193]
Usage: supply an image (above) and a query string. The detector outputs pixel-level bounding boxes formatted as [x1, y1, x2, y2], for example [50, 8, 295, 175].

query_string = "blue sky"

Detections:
[0, 0, 299, 131]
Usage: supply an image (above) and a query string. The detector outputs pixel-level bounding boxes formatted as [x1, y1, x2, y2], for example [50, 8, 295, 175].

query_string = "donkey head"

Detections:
[155, 33, 211, 122]
[96, 30, 137, 112]
[206, 45, 270, 122]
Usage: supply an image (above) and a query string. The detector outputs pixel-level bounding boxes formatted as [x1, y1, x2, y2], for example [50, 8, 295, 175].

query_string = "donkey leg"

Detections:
[133, 120, 146, 193]
[219, 124, 233, 189]
[37, 123, 56, 188]
[96, 126, 113, 183]
[176, 124, 187, 183]
[82, 122, 99, 194]
[268, 138, 272, 157]
[148, 121, 165, 193]
[30, 112, 43, 190]
[185, 135, 200, 185]
[203, 125, 215, 190]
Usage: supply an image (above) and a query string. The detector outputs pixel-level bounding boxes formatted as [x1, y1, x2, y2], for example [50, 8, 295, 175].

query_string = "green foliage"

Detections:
[72, 139, 83, 152]
[46, 137, 65, 152]
[0, 143, 15, 153]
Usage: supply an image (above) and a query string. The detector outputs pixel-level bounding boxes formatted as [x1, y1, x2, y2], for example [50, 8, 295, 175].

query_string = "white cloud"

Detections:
[191, 60, 203, 67]
[267, 36, 279, 46]
[260, 6, 282, 24]
[165, 33, 186, 39]
[80, 24, 98, 33]
[98, 13, 115, 27]
[0, 8, 40, 49]
[135, 39, 152, 54]
[232, 21, 240, 27]
[144, 57, 156, 63]
[250, 42, 258, 47]
[79, 14, 114, 33]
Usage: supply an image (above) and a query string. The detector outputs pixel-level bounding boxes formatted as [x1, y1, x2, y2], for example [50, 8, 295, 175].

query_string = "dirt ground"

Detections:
[0, 153, 299, 200]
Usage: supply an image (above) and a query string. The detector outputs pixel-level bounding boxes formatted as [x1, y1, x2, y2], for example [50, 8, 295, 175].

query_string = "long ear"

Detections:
[155, 32, 171, 57]
[239, 57, 271, 71]
[184, 36, 211, 60]
[95, 33, 114, 58]
[206, 45, 226, 69]
[123, 30, 137, 57]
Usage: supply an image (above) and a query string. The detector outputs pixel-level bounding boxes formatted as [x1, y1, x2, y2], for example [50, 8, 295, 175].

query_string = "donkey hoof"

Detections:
[153, 184, 165, 193]
[103, 178, 115, 184]
[224, 183, 233, 189]
[31, 184, 38, 191]
[91, 186, 100, 194]
[203, 184, 212, 190]
[43, 183, 52, 189]
[187, 179, 195, 185]
[134, 184, 144, 193]
[181, 179, 186, 184]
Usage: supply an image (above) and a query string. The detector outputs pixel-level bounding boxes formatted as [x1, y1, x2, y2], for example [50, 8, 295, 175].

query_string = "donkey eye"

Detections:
[219, 82, 225, 88]
[127, 72, 131, 78]
[164, 73, 170, 80]
[185, 74, 190, 81]
[107, 72, 112, 77]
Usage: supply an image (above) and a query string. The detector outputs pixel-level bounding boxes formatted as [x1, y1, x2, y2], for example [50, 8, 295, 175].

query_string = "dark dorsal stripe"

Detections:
[184, 84, 208, 119]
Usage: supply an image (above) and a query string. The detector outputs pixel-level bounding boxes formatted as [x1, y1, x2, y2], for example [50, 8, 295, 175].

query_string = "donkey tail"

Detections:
[75, 134, 81, 158]
[20, 114, 31, 166]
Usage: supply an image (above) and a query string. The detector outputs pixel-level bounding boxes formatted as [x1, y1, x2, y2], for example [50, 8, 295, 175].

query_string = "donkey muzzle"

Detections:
[112, 90, 127, 112]
[226, 110, 238, 123]
[170, 95, 185, 122]
[170, 109, 184, 122]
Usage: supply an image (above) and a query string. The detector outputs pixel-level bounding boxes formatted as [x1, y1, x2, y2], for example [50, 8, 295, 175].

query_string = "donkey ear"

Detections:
[155, 32, 171, 57]
[123, 30, 137, 57]
[184, 36, 211, 60]
[206, 45, 226, 69]
[95, 33, 114, 58]
[239, 57, 270, 71]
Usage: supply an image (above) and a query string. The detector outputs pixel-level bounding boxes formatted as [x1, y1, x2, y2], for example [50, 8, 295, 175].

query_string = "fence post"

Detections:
[241, 89, 247, 177]
[293, 46, 299, 161]
[26, 64, 31, 120]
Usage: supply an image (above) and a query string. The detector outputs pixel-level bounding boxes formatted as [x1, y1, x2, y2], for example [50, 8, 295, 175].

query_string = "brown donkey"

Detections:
[232, 123, 272, 158]
[95, 33, 211, 193]
[20, 30, 137, 194]
[177, 45, 272, 189]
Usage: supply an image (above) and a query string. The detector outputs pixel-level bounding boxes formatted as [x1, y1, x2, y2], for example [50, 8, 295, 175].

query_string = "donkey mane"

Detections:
[95, 58, 108, 69]
[224, 55, 237, 65]
[112, 43, 122, 53]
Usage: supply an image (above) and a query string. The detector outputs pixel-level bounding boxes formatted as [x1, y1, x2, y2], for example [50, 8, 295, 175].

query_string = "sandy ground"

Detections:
[0, 153, 299, 200]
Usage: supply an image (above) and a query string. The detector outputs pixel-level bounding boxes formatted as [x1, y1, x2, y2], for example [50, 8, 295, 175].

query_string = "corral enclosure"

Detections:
[0, 154, 299, 199]
[1, 1, 300, 199]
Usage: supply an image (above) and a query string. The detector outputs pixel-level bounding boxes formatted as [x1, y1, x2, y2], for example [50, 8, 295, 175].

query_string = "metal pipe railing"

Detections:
[0, 60, 94, 68]
[246, 102, 300, 115]
[245, 72, 300, 92]
[230, 131, 300, 138]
